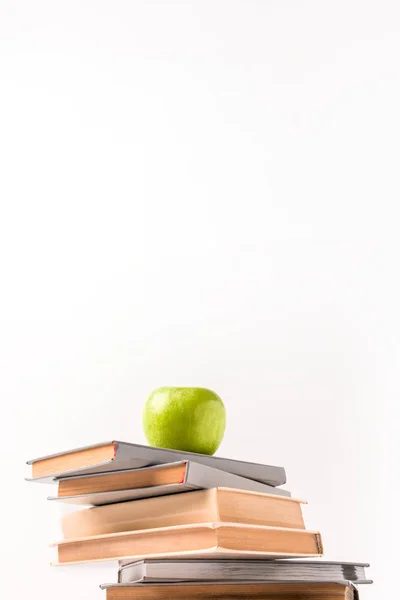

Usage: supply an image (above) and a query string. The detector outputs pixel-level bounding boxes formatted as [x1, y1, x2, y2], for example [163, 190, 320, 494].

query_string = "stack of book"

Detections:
[27, 440, 372, 599]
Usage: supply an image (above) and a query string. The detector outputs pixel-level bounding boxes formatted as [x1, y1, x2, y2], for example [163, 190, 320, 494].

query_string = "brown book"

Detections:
[27, 441, 286, 486]
[52, 461, 290, 506]
[54, 522, 323, 564]
[61, 488, 306, 539]
[57, 462, 188, 497]
[101, 581, 356, 600]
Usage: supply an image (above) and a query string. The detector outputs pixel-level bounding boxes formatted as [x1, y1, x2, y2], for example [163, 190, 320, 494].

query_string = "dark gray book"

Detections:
[26, 440, 286, 486]
[117, 559, 372, 585]
[47, 460, 291, 506]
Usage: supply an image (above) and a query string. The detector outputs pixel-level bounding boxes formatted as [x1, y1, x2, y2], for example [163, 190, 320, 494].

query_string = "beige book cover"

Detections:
[53, 521, 323, 565]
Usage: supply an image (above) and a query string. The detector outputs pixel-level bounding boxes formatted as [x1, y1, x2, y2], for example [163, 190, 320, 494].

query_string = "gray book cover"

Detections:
[117, 558, 372, 585]
[26, 440, 286, 486]
[48, 460, 291, 506]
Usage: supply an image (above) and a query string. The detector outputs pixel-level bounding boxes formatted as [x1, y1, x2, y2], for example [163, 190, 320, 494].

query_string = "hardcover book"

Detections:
[117, 558, 371, 585]
[60, 487, 303, 539]
[27, 440, 286, 486]
[100, 581, 356, 600]
[48, 461, 290, 506]
[54, 522, 323, 565]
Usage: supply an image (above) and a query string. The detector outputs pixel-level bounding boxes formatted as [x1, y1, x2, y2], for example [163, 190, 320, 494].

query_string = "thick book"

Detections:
[26, 440, 286, 486]
[61, 488, 305, 539]
[53, 522, 323, 564]
[100, 581, 355, 600]
[118, 559, 372, 585]
[49, 461, 290, 506]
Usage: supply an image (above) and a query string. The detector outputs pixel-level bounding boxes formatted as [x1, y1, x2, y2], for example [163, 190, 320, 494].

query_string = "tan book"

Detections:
[61, 488, 306, 539]
[53, 522, 323, 564]
[57, 461, 189, 497]
[27, 440, 286, 486]
[50, 461, 290, 506]
[100, 581, 356, 600]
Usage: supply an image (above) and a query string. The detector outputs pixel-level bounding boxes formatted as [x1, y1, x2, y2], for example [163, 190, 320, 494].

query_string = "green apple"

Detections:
[143, 387, 226, 455]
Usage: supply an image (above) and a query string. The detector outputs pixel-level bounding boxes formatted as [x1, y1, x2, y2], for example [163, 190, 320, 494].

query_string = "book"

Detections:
[100, 581, 355, 599]
[61, 488, 305, 539]
[54, 522, 323, 564]
[117, 559, 372, 585]
[48, 461, 291, 506]
[26, 440, 286, 486]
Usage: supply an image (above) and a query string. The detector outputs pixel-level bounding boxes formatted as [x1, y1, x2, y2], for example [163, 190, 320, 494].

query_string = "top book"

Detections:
[27, 440, 286, 487]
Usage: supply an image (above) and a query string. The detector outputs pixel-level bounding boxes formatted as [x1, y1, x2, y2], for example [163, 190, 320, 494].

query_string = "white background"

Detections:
[0, 2, 399, 598]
